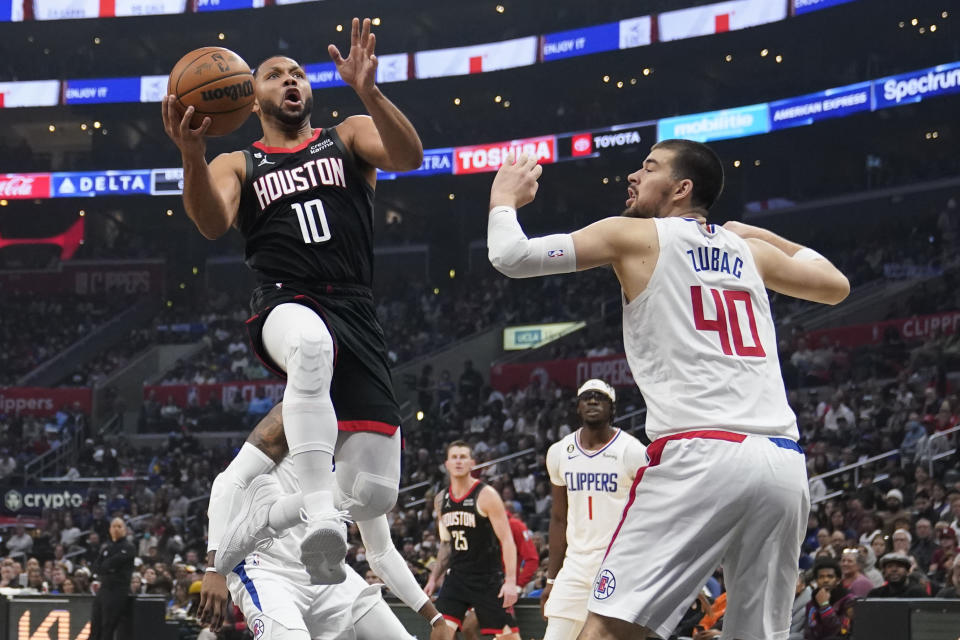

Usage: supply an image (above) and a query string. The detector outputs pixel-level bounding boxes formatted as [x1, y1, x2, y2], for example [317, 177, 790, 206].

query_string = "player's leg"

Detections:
[354, 514, 429, 613]
[576, 612, 649, 640]
[434, 572, 472, 633]
[544, 616, 585, 640]
[353, 599, 416, 640]
[262, 302, 345, 583]
[471, 576, 519, 640]
[721, 437, 809, 640]
[247, 616, 311, 640]
[461, 608, 480, 640]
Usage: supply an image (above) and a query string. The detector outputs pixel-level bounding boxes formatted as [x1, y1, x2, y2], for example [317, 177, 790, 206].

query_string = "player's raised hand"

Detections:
[498, 580, 519, 609]
[197, 569, 229, 631]
[329, 18, 378, 95]
[490, 153, 543, 210]
[162, 95, 211, 156]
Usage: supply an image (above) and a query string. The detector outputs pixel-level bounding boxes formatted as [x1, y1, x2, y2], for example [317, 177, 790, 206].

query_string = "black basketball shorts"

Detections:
[435, 570, 518, 636]
[245, 281, 401, 435]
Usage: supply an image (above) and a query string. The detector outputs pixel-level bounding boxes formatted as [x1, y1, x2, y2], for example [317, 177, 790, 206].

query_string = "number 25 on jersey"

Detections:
[292, 199, 331, 244]
[452, 530, 468, 551]
[691, 285, 766, 358]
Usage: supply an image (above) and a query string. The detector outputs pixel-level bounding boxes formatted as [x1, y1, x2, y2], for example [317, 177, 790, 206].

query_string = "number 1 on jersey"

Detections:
[292, 199, 331, 244]
[588, 496, 593, 520]
[691, 285, 766, 357]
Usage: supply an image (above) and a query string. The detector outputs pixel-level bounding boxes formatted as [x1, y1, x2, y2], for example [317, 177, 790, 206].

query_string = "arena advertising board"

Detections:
[196, 0, 265, 11]
[490, 353, 636, 392]
[541, 22, 624, 62]
[0, 387, 92, 417]
[376, 149, 454, 181]
[0, 80, 59, 107]
[873, 61, 960, 109]
[6, 597, 92, 640]
[52, 170, 151, 197]
[656, 103, 770, 143]
[0, 173, 51, 199]
[503, 322, 586, 351]
[1, 486, 89, 516]
[768, 81, 872, 130]
[453, 135, 557, 175]
[143, 379, 285, 407]
[803, 310, 960, 349]
[658, 0, 787, 42]
[0, 259, 166, 295]
[415, 36, 538, 79]
[64, 77, 142, 104]
[792, 0, 856, 15]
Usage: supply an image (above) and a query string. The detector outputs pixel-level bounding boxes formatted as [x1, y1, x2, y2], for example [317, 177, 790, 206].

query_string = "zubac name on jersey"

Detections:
[564, 471, 618, 492]
[686, 246, 744, 279]
[252, 156, 347, 210]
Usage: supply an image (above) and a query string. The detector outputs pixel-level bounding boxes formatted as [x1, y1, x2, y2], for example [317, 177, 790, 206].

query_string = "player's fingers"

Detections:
[196, 116, 212, 136]
[351, 17, 360, 47]
[161, 94, 169, 125]
[531, 163, 543, 179]
[179, 105, 195, 135]
[328, 44, 344, 65]
[360, 18, 371, 46]
[368, 32, 376, 56]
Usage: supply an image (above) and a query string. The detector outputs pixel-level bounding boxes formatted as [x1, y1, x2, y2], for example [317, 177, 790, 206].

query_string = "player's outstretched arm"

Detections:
[331, 18, 423, 172]
[727, 222, 850, 304]
[480, 486, 519, 608]
[161, 96, 243, 239]
[541, 483, 569, 618]
[425, 493, 451, 597]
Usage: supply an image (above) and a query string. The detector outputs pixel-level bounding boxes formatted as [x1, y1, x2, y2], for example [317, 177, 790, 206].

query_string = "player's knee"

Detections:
[284, 326, 333, 395]
[338, 471, 398, 521]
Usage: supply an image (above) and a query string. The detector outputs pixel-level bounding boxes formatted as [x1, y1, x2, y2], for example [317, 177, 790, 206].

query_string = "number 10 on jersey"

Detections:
[292, 199, 331, 244]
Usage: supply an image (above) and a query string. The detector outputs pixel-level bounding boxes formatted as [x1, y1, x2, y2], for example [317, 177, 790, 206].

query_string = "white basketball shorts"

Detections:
[544, 548, 604, 623]
[587, 430, 809, 640]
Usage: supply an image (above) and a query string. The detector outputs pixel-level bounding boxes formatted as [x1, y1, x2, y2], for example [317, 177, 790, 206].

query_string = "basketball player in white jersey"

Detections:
[198, 405, 452, 640]
[211, 457, 413, 640]
[541, 379, 647, 640]
[485, 144, 849, 640]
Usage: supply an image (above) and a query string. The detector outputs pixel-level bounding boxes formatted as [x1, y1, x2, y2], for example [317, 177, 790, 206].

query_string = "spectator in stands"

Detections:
[805, 558, 854, 640]
[911, 518, 938, 572]
[878, 490, 910, 534]
[26, 567, 45, 591]
[0, 559, 19, 588]
[0, 450, 16, 479]
[52, 544, 73, 574]
[245, 388, 273, 427]
[912, 491, 939, 524]
[458, 360, 483, 405]
[6, 523, 33, 559]
[789, 571, 811, 640]
[868, 553, 927, 597]
[950, 494, 960, 539]
[60, 514, 82, 548]
[890, 529, 919, 570]
[930, 527, 959, 584]
[937, 561, 960, 598]
[839, 548, 873, 597]
[901, 414, 927, 461]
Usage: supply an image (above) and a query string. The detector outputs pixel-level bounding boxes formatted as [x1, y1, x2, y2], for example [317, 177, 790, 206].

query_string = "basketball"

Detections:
[167, 46, 255, 137]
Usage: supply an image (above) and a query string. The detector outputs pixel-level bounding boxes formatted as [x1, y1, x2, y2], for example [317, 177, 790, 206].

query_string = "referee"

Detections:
[91, 517, 135, 640]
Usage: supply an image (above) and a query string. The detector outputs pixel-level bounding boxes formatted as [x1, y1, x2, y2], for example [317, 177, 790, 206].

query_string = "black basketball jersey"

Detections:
[235, 128, 376, 287]
[439, 481, 503, 576]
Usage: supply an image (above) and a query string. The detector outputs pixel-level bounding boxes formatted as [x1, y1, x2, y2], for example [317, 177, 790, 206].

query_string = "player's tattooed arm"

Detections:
[246, 403, 288, 463]
[425, 493, 451, 596]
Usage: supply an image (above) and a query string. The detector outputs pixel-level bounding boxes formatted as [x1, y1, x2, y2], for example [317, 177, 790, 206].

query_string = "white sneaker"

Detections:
[214, 474, 282, 574]
[299, 508, 349, 585]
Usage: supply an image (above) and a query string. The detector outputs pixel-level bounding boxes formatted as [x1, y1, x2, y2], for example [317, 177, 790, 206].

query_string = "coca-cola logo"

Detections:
[0, 176, 35, 196]
[0, 174, 49, 199]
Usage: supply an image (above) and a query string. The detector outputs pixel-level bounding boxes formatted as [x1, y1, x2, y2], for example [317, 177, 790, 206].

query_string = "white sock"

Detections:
[267, 493, 305, 531]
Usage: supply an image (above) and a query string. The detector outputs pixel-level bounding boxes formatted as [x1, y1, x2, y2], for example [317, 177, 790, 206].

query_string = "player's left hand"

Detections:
[490, 153, 542, 210]
[498, 581, 519, 609]
[429, 617, 455, 640]
[330, 17, 378, 95]
[197, 570, 229, 631]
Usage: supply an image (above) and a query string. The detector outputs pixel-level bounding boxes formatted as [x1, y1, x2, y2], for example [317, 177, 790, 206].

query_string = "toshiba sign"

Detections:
[453, 136, 556, 175]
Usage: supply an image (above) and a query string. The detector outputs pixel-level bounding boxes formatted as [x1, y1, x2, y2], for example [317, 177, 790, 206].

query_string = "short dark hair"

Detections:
[446, 440, 472, 457]
[652, 139, 724, 210]
[813, 558, 841, 579]
[253, 54, 300, 79]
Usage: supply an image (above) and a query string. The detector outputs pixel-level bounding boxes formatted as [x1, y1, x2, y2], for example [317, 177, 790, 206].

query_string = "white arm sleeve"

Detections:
[487, 206, 576, 278]
[358, 517, 430, 613]
[207, 443, 275, 553]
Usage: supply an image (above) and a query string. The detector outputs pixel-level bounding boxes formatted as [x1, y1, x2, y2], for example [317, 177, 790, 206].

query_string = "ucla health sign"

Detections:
[769, 82, 871, 130]
[873, 62, 960, 109]
[53, 170, 151, 197]
[657, 103, 769, 142]
[64, 77, 141, 104]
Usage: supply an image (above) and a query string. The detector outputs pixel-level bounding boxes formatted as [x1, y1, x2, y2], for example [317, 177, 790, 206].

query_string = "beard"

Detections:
[259, 94, 313, 129]
[622, 200, 656, 218]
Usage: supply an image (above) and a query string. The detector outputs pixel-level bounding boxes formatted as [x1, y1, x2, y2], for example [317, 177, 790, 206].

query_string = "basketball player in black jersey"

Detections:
[161, 17, 422, 589]
[425, 441, 521, 640]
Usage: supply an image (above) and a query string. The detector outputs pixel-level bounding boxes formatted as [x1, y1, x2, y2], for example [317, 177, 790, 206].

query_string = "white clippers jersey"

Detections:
[546, 428, 647, 555]
[623, 217, 797, 441]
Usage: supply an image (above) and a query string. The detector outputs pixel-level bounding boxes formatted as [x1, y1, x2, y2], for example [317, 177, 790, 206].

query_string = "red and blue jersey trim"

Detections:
[574, 428, 621, 458]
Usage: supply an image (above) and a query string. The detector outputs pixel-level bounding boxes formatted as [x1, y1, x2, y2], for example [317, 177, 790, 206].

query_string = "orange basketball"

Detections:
[167, 47, 255, 137]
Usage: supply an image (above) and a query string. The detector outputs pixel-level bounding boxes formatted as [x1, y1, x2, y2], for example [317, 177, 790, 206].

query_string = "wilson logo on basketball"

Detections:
[201, 80, 254, 102]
